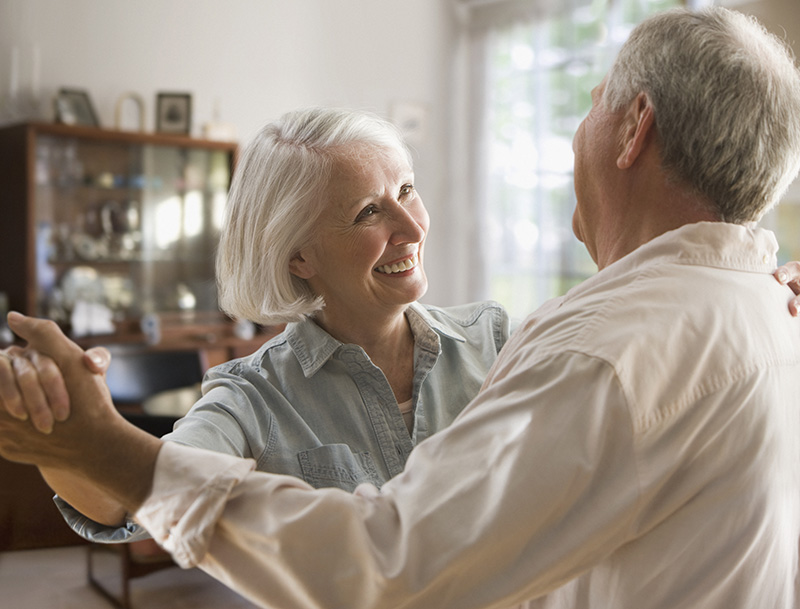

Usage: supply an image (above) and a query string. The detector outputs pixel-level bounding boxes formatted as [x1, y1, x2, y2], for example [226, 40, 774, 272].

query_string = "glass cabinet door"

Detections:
[33, 132, 234, 335]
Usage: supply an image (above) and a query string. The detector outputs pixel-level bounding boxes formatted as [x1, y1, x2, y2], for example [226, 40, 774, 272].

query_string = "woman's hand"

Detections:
[0, 337, 110, 434]
[775, 261, 800, 316]
[0, 346, 71, 434]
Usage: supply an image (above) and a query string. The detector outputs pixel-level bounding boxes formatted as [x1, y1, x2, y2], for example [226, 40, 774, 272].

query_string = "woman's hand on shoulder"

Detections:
[775, 261, 800, 316]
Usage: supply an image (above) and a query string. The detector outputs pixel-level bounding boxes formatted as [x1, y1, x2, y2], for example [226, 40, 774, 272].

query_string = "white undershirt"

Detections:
[398, 398, 414, 434]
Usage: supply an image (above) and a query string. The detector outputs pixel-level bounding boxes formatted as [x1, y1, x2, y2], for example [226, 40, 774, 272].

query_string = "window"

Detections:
[482, 0, 682, 319]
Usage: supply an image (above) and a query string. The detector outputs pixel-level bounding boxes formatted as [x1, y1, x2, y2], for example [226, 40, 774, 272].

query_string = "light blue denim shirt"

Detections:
[56, 301, 510, 542]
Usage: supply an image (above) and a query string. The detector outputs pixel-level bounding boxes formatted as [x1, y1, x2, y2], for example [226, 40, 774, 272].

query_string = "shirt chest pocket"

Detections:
[297, 444, 381, 492]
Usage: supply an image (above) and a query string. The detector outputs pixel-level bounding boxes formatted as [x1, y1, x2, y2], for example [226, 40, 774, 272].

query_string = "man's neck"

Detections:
[596, 182, 720, 271]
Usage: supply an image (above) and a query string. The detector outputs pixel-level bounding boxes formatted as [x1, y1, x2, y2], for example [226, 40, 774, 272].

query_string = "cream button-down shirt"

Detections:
[136, 222, 800, 609]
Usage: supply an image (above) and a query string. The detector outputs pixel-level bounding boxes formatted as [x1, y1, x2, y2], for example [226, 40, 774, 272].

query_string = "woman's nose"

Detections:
[389, 203, 427, 245]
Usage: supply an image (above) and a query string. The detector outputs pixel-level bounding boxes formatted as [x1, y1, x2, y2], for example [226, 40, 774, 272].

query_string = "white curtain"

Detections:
[439, 0, 599, 313]
[430, 0, 583, 308]
[438, 0, 698, 316]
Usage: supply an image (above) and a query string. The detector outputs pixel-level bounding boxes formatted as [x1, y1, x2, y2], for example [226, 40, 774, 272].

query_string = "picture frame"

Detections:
[156, 92, 192, 135]
[54, 88, 100, 127]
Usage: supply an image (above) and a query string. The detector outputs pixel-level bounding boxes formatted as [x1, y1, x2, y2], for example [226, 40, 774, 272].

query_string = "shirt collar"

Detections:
[284, 302, 465, 378]
[284, 318, 342, 378]
[564, 221, 779, 303]
[406, 302, 467, 343]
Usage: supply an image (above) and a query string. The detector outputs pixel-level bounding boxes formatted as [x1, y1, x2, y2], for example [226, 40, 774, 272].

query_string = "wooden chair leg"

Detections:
[87, 543, 131, 609]
[86, 539, 175, 608]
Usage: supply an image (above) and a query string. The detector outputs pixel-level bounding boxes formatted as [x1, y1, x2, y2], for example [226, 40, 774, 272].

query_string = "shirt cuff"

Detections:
[53, 495, 150, 543]
[134, 442, 256, 569]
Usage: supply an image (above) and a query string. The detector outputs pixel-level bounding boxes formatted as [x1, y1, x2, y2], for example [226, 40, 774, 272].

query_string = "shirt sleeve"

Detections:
[135, 351, 640, 609]
[53, 495, 151, 543]
[162, 365, 271, 459]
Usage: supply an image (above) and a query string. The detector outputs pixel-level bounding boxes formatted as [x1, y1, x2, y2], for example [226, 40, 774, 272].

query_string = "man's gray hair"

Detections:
[216, 108, 412, 324]
[604, 7, 800, 223]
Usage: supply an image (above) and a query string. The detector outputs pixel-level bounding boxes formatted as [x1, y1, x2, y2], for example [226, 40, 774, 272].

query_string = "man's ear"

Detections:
[617, 92, 655, 169]
[288, 251, 316, 280]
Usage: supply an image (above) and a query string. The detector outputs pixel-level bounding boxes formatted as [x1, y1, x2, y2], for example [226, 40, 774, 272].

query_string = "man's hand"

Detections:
[775, 262, 800, 316]
[0, 313, 161, 512]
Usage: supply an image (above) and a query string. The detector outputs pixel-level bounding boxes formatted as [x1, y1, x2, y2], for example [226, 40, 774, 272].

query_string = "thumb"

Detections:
[84, 347, 111, 375]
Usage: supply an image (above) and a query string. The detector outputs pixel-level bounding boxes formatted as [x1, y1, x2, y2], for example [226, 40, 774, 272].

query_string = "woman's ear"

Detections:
[288, 251, 316, 279]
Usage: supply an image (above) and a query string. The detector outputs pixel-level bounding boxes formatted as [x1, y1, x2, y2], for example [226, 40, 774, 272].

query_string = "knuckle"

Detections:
[37, 361, 61, 384]
[14, 363, 36, 384]
[42, 319, 60, 333]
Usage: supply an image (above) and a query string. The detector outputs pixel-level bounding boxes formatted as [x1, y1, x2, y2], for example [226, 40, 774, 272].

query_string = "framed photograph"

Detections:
[54, 88, 100, 127]
[156, 92, 192, 135]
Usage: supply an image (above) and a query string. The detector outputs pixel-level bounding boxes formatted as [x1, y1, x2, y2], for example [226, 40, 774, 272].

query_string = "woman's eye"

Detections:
[399, 184, 414, 198]
[355, 205, 377, 222]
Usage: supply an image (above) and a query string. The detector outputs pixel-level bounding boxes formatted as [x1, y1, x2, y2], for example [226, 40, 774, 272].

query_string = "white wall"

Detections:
[0, 0, 463, 304]
[0, 0, 453, 139]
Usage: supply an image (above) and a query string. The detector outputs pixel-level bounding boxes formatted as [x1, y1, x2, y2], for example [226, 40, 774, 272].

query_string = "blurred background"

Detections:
[1, 0, 798, 321]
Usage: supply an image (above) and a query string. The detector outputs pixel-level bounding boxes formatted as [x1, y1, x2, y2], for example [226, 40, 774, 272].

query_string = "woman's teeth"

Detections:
[376, 255, 418, 275]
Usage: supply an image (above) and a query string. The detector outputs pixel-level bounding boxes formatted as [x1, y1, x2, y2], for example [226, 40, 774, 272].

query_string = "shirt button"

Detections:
[762, 254, 770, 264]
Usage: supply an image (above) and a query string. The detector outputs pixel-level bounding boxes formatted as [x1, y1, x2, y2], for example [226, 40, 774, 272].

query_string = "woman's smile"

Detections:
[375, 253, 419, 275]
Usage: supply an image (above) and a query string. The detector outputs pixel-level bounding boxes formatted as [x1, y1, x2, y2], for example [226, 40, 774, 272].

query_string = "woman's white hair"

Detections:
[603, 7, 800, 223]
[216, 108, 411, 324]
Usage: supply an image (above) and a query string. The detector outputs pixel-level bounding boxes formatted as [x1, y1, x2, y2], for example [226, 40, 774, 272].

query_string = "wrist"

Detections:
[86, 423, 163, 513]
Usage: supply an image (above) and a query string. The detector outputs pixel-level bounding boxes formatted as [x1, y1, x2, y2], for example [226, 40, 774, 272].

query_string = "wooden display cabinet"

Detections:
[0, 122, 257, 350]
[0, 122, 274, 550]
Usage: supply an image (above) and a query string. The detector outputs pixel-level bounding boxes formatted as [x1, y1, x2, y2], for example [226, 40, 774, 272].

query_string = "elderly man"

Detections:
[2, 6, 800, 609]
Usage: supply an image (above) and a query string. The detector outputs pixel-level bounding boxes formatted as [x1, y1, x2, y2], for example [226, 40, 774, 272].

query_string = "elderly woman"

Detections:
[1, 107, 511, 539]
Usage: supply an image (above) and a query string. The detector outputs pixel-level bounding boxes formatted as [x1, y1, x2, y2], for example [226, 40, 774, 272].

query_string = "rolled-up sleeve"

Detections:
[134, 443, 258, 569]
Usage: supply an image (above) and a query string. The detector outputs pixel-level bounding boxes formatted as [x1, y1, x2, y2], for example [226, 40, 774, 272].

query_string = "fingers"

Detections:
[775, 261, 800, 290]
[1, 313, 93, 434]
[25, 349, 71, 423]
[775, 262, 800, 317]
[0, 351, 27, 422]
[5, 312, 117, 423]
[0, 351, 55, 434]
[0, 314, 126, 475]
[83, 347, 111, 375]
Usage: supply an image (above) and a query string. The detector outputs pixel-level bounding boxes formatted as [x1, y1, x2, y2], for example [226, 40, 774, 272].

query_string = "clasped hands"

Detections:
[0, 313, 120, 469]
